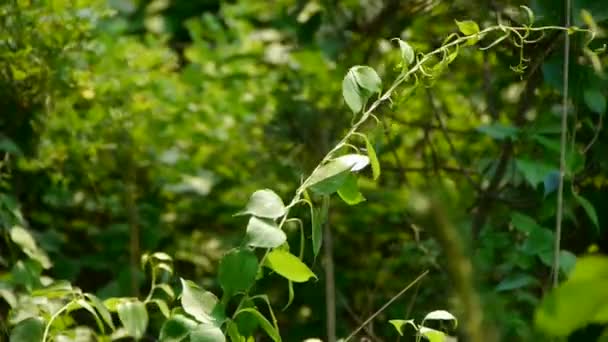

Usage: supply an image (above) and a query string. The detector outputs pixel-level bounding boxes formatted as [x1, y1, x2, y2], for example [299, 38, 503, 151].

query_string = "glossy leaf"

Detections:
[516, 159, 555, 188]
[190, 324, 226, 342]
[496, 274, 539, 292]
[423, 310, 457, 328]
[265, 249, 317, 283]
[245, 217, 286, 249]
[180, 279, 223, 325]
[237, 189, 286, 219]
[218, 248, 259, 296]
[10, 226, 51, 269]
[306, 154, 369, 194]
[396, 39, 415, 66]
[342, 66, 382, 113]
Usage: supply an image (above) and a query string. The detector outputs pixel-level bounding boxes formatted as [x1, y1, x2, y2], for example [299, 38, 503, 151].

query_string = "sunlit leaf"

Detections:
[237, 189, 286, 219]
[190, 323, 226, 342]
[180, 279, 223, 325]
[389, 319, 416, 336]
[117, 300, 148, 339]
[265, 250, 317, 283]
[536, 256, 608, 336]
[364, 136, 380, 180]
[342, 66, 382, 113]
[395, 39, 415, 66]
[306, 154, 369, 195]
[10, 226, 51, 269]
[423, 310, 457, 328]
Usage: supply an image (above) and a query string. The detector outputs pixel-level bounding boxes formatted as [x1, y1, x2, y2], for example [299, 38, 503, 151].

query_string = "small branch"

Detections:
[582, 114, 602, 154]
[337, 291, 384, 342]
[344, 270, 429, 341]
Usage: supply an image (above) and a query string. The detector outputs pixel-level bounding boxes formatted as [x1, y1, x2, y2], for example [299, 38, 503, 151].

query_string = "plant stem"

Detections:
[344, 270, 428, 341]
[553, 0, 571, 288]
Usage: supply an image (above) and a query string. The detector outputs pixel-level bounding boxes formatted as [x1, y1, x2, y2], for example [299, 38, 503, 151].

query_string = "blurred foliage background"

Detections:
[1, 0, 607, 340]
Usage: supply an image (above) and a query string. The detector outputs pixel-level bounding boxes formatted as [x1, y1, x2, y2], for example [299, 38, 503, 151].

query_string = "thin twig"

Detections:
[324, 209, 337, 342]
[344, 270, 429, 341]
[553, 0, 571, 288]
[426, 89, 482, 192]
[582, 114, 602, 154]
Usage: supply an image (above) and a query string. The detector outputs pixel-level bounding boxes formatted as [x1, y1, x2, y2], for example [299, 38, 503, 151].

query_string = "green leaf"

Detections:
[496, 274, 539, 292]
[306, 154, 370, 194]
[455, 20, 480, 35]
[584, 88, 606, 114]
[311, 207, 323, 258]
[337, 174, 365, 205]
[31, 280, 74, 299]
[85, 293, 116, 330]
[342, 69, 364, 113]
[10, 226, 51, 269]
[190, 324, 226, 342]
[388, 319, 416, 336]
[516, 159, 555, 188]
[149, 299, 171, 318]
[245, 217, 286, 249]
[265, 250, 317, 283]
[423, 310, 457, 329]
[117, 300, 149, 339]
[237, 189, 286, 219]
[510, 212, 541, 234]
[234, 308, 281, 342]
[76, 298, 107, 334]
[180, 279, 223, 325]
[395, 39, 415, 66]
[10, 317, 44, 342]
[419, 327, 448, 342]
[352, 66, 382, 94]
[364, 136, 380, 180]
[477, 124, 518, 140]
[160, 314, 198, 342]
[573, 192, 599, 231]
[342, 66, 382, 113]
[218, 248, 259, 296]
[559, 250, 577, 276]
[226, 321, 245, 342]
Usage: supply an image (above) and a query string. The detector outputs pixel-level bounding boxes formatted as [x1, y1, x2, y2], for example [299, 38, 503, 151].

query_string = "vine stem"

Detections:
[553, 0, 571, 288]
[42, 299, 76, 342]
